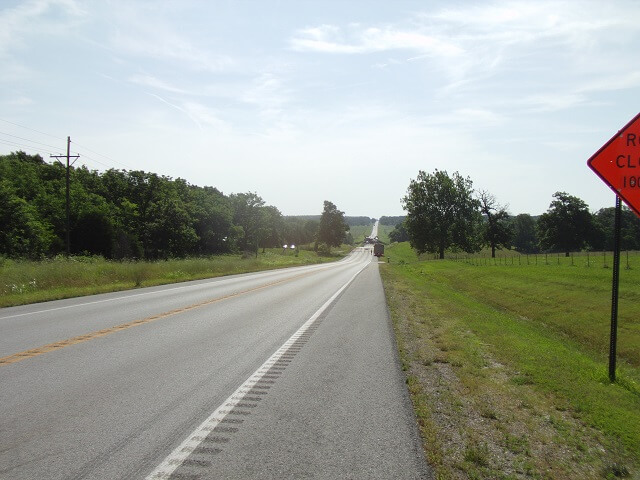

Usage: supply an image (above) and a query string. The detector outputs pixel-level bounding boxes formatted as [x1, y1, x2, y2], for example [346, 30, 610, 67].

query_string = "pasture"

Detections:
[381, 242, 640, 479]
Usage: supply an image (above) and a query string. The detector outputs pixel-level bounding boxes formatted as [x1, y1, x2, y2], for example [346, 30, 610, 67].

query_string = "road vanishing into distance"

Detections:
[0, 237, 431, 479]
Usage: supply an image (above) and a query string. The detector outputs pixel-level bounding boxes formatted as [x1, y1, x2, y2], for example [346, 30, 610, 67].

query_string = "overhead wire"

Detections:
[0, 118, 65, 141]
[71, 140, 132, 170]
[0, 130, 63, 152]
[0, 118, 133, 171]
[0, 138, 51, 157]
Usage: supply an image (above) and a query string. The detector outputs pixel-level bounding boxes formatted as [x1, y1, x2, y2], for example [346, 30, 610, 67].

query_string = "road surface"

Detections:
[370, 220, 379, 238]
[0, 247, 431, 479]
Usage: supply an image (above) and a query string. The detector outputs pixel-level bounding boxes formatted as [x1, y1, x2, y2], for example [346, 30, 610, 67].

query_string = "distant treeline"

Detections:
[286, 215, 374, 227]
[0, 152, 333, 259]
[379, 216, 405, 226]
[389, 203, 640, 254]
[394, 169, 640, 257]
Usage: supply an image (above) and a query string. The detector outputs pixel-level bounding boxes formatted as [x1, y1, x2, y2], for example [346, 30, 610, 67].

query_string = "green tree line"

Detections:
[0, 152, 349, 259]
[396, 169, 640, 258]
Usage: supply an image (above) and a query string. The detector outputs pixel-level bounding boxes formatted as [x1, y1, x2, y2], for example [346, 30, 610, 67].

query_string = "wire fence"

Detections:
[435, 250, 640, 269]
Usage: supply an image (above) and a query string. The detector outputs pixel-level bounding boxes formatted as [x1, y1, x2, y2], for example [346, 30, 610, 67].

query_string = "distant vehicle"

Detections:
[373, 243, 384, 257]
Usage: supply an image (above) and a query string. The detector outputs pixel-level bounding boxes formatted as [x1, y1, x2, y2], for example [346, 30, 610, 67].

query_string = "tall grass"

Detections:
[381, 242, 640, 477]
[0, 247, 348, 307]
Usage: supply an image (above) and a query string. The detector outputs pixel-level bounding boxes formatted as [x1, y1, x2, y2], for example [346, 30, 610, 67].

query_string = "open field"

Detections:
[349, 223, 394, 244]
[380, 242, 640, 479]
[348, 224, 376, 244]
[376, 223, 394, 244]
[0, 246, 351, 308]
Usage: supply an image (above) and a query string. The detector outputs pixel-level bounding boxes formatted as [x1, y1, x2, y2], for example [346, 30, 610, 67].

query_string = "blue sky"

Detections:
[1, 0, 639, 217]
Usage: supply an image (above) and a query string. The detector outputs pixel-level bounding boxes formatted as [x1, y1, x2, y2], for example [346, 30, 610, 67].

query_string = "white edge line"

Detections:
[144, 259, 370, 479]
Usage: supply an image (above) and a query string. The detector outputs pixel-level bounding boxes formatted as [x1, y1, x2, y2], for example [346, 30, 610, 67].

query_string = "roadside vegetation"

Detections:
[0, 151, 361, 261]
[381, 242, 640, 479]
[0, 246, 351, 308]
[349, 222, 394, 245]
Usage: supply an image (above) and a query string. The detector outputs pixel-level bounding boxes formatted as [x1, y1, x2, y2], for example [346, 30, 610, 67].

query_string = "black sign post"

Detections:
[609, 195, 622, 382]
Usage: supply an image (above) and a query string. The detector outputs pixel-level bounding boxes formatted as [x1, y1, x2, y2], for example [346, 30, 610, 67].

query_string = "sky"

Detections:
[1, 0, 639, 218]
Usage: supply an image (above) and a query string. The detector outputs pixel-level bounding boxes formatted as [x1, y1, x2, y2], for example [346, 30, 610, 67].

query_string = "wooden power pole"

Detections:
[51, 136, 79, 257]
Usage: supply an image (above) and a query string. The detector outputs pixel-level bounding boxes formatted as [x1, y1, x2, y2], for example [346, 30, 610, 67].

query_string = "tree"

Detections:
[317, 200, 349, 252]
[230, 192, 266, 253]
[389, 221, 410, 242]
[190, 186, 233, 255]
[478, 190, 512, 258]
[511, 214, 539, 253]
[402, 169, 482, 259]
[537, 192, 596, 256]
[0, 180, 54, 258]
[593, 206, 640, 251]
[146, 192, 198, 258]
[259, 205, 284, 250]
[379, 216, 405, 226]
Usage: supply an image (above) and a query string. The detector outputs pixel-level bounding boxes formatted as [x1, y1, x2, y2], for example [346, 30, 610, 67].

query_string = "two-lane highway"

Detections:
[0, 247, 431, 479]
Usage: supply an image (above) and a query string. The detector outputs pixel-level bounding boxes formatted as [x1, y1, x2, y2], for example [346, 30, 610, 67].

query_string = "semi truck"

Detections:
[373, 243, 384, 257]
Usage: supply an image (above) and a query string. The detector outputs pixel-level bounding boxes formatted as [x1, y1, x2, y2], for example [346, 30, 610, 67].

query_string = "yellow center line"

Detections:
[0, 268, 324, 367]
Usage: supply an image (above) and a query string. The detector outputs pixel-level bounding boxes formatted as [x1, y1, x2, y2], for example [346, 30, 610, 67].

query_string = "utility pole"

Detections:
[51, 136, 79, 257]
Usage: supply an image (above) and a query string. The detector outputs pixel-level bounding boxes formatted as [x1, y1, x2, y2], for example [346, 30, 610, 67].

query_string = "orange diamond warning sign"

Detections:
[588, 113, 640, 217]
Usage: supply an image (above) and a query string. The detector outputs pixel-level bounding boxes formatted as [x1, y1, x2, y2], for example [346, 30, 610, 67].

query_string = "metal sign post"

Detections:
[587, 112, 640, 383]
[609, 196, 621, 382]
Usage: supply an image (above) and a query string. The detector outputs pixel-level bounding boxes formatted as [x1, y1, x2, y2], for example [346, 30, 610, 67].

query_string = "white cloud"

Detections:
[425, 108, 506, 128]
[182, 101, 228, 131]
[106, 4, 233, 73]
[290, 24, 462, 57]
[145, 93, 228, 132]
[519, 92, 589, 112]
[578, 71, 640, 94]
[6, 96, 35, 106]
[0, 0, 85, 57]
[128, 74, 189, 95]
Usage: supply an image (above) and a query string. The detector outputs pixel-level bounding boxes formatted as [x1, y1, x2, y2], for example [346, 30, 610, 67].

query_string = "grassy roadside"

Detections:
[349, 224, 375, 244]
[380, 242, 640, 480]
[0, 246, 351, 308]
[348, 223, 394, 244]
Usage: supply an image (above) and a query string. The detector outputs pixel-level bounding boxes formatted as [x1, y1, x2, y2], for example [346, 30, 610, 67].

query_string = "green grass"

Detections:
[349, 223, 394, 244]
[349, 224, 375, 244]
[381, 242, 640, 479]
[375, 223, 394, 244]
[0, 246, 351, 307]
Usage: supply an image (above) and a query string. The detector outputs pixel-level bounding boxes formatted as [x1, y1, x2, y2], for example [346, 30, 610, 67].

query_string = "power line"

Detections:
[0, 117, 65, 141]
[71, 140, 132, 170]
[0, 130, 62, 151]
[77, 152, 115, 170]
[0, 138, 51, 156]
[0, 119, 131, 170]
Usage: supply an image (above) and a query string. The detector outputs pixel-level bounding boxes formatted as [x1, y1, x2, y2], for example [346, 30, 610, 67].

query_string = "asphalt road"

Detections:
[0, 247, 431, 479]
